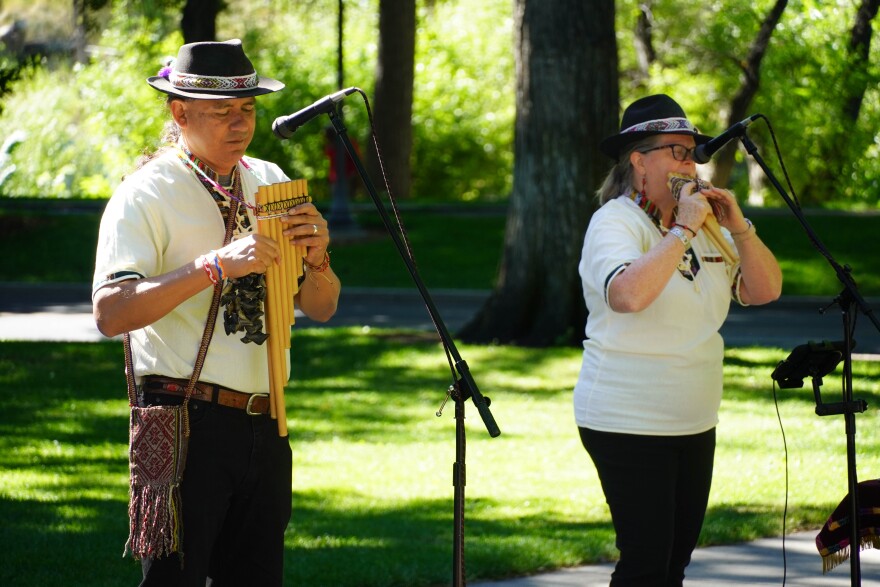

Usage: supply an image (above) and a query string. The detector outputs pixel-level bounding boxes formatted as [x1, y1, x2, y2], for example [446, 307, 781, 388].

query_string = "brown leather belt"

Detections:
[140, 375, 271, 416]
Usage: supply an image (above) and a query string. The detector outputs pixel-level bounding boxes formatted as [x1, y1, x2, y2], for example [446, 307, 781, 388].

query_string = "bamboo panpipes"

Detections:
[667, 173, 739, 266]
[254, 180, 311, 437]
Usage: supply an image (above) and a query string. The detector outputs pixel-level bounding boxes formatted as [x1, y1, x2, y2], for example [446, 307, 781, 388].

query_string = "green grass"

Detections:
[1, 202, 879, 296]
[2, 333, 879, 586]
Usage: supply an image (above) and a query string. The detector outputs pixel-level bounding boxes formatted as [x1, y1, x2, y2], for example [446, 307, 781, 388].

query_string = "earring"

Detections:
[640, 176, 647, 199]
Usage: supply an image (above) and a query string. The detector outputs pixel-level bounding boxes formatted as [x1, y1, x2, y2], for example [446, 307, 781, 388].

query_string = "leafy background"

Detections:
[0, 0, 878, 207]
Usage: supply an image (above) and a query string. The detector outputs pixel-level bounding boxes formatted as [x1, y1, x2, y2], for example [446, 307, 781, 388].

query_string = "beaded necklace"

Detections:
[176, 145, 272, 344]
[175, 146, 269, 213]
[629, 190, 663, 230]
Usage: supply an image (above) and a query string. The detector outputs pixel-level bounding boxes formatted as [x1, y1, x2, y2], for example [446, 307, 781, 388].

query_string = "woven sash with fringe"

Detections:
[122, 197, 237, 564]
[125, 398, 190, 559]
[816, 479, 880, 573]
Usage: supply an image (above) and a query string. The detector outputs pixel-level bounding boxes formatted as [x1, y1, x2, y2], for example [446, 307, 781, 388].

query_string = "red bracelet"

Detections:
[673, 223, 697, 238]
[201, 255, 220, 286]
[305, 251, 331, 273]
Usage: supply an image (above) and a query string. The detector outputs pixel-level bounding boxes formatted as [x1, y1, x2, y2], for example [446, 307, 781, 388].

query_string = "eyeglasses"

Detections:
[639, 144, 696, 162]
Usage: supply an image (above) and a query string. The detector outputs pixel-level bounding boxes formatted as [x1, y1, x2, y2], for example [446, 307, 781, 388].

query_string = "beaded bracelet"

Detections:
[210, 250, 226, 281]
[673, 223, 697, 238]
[201, 255, 220, 286]
[305, 251, 331, 273]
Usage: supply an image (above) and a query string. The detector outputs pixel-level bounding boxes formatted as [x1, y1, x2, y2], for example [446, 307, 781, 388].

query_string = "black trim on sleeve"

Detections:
[603, 263, 629, 304]
[105, 271, 143, 282]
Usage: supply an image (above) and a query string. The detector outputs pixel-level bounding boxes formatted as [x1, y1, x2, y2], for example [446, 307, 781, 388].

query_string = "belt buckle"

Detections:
[246, 393, 269, 415]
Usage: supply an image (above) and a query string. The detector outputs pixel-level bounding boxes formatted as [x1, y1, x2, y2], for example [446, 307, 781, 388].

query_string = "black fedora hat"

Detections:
[599, 94, 711, 159]
[147, 39, 284, 99]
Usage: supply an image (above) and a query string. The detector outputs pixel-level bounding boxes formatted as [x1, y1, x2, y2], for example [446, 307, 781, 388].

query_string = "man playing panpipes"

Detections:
[92, 39, 340, 586]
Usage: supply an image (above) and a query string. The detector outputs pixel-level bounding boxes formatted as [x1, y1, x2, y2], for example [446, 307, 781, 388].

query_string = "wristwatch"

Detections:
[668, 225, 690, 249]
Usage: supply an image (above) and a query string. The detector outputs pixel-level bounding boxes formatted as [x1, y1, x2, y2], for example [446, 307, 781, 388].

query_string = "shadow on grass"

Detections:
[722, 348, 880, 409]
[0, 495, 139, 587]
[700, 503, 832, 548]
[1, 338, 871, 586]
[287, 328, 574, 443]
[0, 342, 138, 586]
[288, 488, 617, 587]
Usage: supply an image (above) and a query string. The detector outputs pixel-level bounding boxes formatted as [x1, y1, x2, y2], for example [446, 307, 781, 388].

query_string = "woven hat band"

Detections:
[620, 117, 698, 135]
[169, 71, 260, 92]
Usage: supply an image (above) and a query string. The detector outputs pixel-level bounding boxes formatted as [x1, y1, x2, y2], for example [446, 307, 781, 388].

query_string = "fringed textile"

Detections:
[124, 404, 190, 564]
[816, 479, 880, 573]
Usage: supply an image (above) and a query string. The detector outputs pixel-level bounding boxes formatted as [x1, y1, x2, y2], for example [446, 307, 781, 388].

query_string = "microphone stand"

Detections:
[737, 130, 880, 586]
[323, 107, 501, 587]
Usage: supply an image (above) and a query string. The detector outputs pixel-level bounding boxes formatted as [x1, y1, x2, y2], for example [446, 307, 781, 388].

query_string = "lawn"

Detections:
[1, 333, 879, 586]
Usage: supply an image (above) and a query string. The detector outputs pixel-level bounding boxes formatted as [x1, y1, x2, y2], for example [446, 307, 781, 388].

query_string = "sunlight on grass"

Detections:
[779, 260, 838, 297]
[2, 337, 880, 586]
[711, 347, 880, 539]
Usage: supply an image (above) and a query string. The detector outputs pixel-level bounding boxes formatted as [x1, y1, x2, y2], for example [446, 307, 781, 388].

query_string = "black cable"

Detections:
[352, 89, 458, 384]
[772, 377, 790, 585]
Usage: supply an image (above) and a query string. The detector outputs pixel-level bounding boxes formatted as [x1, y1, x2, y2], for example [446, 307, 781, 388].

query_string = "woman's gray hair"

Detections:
[595, 136, 661, 205]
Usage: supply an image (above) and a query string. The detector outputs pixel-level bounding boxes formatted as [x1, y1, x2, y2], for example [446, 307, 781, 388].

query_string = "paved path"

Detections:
[471, 531, 880, 586]
[1, 283, 879, 355]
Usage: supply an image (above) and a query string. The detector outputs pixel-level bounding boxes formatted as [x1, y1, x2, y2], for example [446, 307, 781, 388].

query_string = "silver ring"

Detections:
[312, 224, 318, 235]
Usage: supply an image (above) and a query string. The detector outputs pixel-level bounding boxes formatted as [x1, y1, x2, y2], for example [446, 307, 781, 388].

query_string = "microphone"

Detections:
[272, 87, 357, 139]
[692, 113, 760, 164]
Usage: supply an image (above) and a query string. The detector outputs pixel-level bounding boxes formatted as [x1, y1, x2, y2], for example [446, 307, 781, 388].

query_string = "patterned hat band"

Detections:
[169, 70, 260, 92]
[620, 117, 698, 135]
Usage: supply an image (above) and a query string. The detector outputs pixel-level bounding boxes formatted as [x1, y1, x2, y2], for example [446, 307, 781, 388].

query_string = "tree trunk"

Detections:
[72, 0, 88, 64]
[633, 2, 655, 84]
[369, 0, 416, 199]
[458, 0, 618, 347]
[181, 0, 221, 44]
[808, 0, 879, 202]
[844, 0, 880, 122]
[710, 0, 787, 189]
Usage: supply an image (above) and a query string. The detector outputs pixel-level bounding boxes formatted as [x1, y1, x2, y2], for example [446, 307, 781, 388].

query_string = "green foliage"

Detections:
[615, 0, 880, 208]
[1, 0, 879, 206]
[220, 0, 515, 201]
[0, 0, 514, 202]
[214, 1, 379, 199]
[0, 6, 182, 198]
[746, 1, 880, 206]
[410, 0, 514, 200]
[0, 208, 101, 282]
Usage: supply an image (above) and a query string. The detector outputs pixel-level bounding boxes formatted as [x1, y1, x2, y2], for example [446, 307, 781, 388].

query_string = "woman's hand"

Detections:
[674, 180, 712, 230]
[699, 186, 750, 234]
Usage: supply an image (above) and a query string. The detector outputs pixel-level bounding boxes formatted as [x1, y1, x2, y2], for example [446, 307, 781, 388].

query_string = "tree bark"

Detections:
[181, 0, 222, 44]
[458, 0, 618, 347]
[844, 0, 880, 122]
[808, 0, 879, 203]
[72, 0, 88, 64]
[369, 0, 416, 199]
[709, 0, 788, 189]
[633, 2, 655, 84]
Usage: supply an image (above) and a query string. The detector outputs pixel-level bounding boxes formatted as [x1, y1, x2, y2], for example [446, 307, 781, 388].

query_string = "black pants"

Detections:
[579, 427, 716, 587]
[138, 394, 292, 587]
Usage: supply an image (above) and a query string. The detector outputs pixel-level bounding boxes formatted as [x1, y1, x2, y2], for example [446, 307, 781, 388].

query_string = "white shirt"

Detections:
[93, 150, 289, 394]
[573, 195, 744, 435]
